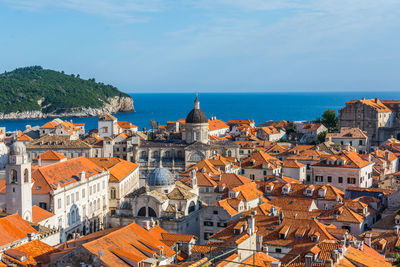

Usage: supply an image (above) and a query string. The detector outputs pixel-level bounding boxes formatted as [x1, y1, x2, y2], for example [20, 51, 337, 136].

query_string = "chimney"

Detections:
[27, 232, 34, 241]
[385, 151, 390, 161]
[278, 211, 284, 225]
[262, 244, 269, 254]
[395, 225, 400, 235]
[38, 158, 42, 167]
[305, 254, 313, 267]
[324, 259, 333, 267]
[191, 169, 197, 189]
[143, 220, 151, 231]
[345, 144, 350, 152]
[375, 98, 378, 103]
[331, 250, 339, 264]
[247, 211, 257, 235]
[362, 98, 366, 100]
[80, 171, 86, 180]
[256, 235, 263, 251]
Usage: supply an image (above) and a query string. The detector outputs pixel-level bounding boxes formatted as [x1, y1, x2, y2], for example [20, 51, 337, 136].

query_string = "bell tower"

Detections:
[5, 142, 32, 221]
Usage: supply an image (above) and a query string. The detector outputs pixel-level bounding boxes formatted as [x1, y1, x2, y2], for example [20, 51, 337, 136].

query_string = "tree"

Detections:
[318, 109, 338, 132]
[318, 131, 327, 143]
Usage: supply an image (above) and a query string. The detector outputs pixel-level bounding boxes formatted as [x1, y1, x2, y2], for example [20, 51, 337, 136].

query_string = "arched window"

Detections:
[148, 207, 157, 217]
[188, 201, 196, 214]
[110, 188, 116, 199]
[137, 207, 146, 216]
[24, 169, 29, 183]
[165, 151, 170, 158]
[152, 151, 159, 158]
[71, 210, 75, 224]
[227, 150, 232, 157]
[10, 169, 18, 184]
[76, 210, 79, 222]
[140, 151, 146, 158]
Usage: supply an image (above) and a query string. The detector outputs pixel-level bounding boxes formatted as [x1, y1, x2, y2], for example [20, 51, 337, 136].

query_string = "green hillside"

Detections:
[0, 66, 130, 114]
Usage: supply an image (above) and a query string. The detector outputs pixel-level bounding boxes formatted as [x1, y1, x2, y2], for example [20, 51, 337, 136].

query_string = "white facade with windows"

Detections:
[311, 164, 374, 191]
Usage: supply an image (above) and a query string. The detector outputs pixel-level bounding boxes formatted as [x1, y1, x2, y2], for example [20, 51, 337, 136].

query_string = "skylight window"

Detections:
[60, 180, 65, 184]
[65, 178, 71, 182]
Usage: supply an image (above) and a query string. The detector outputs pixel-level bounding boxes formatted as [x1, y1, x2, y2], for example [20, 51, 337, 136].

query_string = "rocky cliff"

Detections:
[0, 95, 134, 120]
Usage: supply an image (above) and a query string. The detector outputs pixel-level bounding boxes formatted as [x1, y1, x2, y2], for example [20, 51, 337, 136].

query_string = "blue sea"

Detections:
[1, 92, 400, 132]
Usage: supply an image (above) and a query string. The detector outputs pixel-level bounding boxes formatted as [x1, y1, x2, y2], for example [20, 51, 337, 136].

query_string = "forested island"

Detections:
[0, 66, 134, 119]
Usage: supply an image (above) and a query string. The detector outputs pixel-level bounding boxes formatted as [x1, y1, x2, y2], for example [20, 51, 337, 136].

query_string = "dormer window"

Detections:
[266, 184, 274, 193]
[282, 185, 291, 195]
[304, 186, 314, 197]
[318, 188, 327, 198]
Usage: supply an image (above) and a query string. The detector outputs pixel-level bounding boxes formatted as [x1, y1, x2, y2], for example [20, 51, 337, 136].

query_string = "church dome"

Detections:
[186, 109, 208, 124]
[148, 168, 175, 187]
[10, 142, 26, 155]
[185, 95, 208, 123]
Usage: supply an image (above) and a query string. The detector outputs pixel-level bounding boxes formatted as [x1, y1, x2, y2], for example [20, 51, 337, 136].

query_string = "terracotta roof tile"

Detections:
[34, 150, 67, 161]
[88, 157, 138, 182]
[32, 205, 55, 223]
[0, 214, 38, 247]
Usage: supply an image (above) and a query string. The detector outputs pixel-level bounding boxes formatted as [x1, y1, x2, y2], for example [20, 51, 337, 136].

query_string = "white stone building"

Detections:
[311, 150, 374, 191]
[326, 127, 370, 154]
[31, 156, 110, 242]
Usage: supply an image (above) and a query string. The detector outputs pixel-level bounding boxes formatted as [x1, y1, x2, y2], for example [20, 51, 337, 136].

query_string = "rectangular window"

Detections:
[359, 140, 363, 145]
[275, 248, 282, 253]
[204, 221, 214, 227]
[347, 177, 356, 184]
[82, 188, 86, 198]
[76, 192, 79, 201]
[349, 141, 353, 146]
[217, 222, 227, 228]
[213, 210, 218, 215]
[327, 176, 332, 183]
[307, 175, 311, 182]
[39, 202, 47, 210]
[263, 170, 267, 176]
[250, 174, 255, 180]
[307, 164, 310, 170]
[204, 232, 213, 240]
[97, 183, 100, 192]
[103, 181, 105, 189]
[89, 186, 92, 195]
[241, 169, 245, 174]
[58, 199, 61, 209]
[315, 176, 323, 182]
[338, 177, 343, 183]
[66, 195, 70, 205]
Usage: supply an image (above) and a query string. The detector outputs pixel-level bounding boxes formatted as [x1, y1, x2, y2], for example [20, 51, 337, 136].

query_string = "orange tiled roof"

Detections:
[359, 99, 392, 113]
[208, 119, 229, 131]
[81, 223, 176, 266]
[117, 121, 137, 129]
[40, 121, 59, 129]
[17, 134, 33, 141]
[313, 150, 372, 169]
[34, 150, 67, 161]
[283, 159, 305, 168]
[88, 157, 138, 182]
[232, 182, 264, 202]
[32, 205, 55, 223]
[326, 127, 368, 139]
[0, 214, 38, 247]
[32, 157, 105, 194]
[241, 151, 282, 170]
[258, 126, 280, 135]
[0, 179, 5, 193]
[1, 239, 55, 266]
[258, 181, 344, 201]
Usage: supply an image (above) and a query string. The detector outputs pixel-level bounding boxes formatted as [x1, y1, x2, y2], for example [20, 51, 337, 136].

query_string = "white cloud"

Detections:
[2, 0, 165, 23]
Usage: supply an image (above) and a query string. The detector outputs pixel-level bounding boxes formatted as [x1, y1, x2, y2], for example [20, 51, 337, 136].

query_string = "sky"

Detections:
[0, 0, 400, 93]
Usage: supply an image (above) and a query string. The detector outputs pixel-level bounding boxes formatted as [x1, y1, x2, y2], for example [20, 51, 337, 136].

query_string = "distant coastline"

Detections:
[1, 92, 399, 132]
